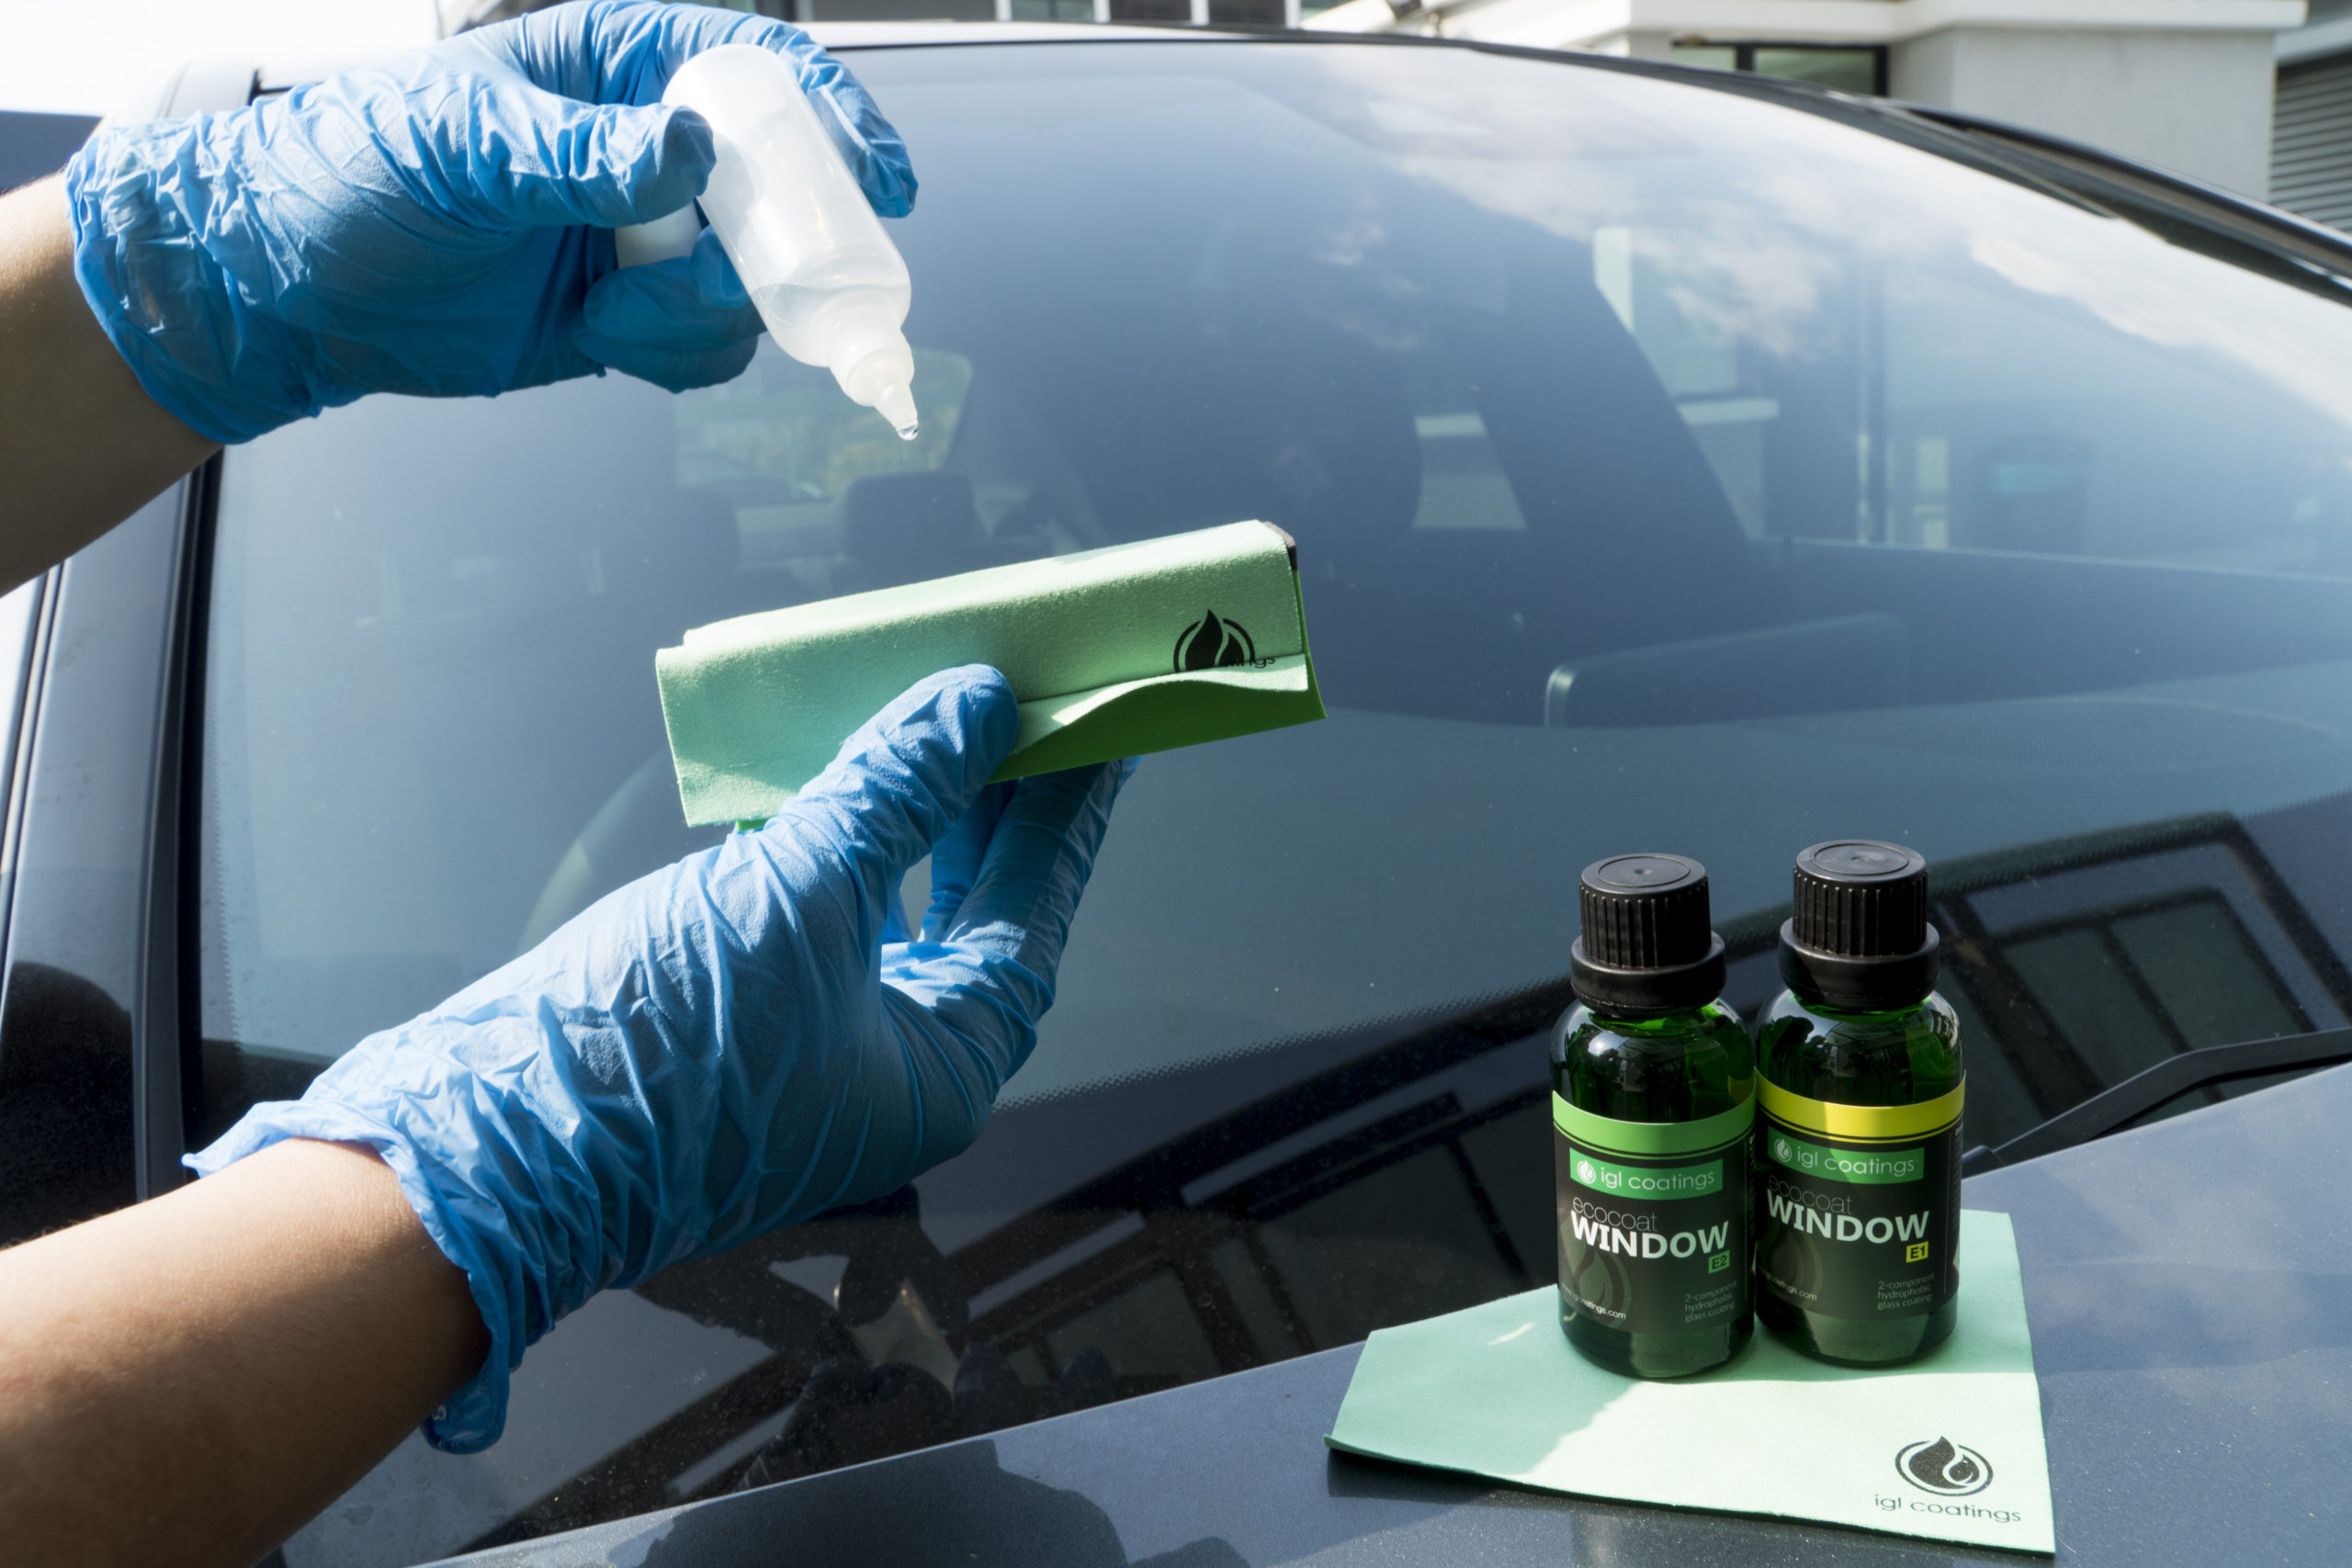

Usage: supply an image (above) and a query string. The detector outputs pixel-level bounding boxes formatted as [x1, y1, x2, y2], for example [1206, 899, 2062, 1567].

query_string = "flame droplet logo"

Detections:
[1896, 1437, 1994, 1496]
[1174, 610, 1257, 672]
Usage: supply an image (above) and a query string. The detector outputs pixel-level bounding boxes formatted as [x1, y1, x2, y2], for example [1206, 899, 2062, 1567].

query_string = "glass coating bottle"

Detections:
[660, 45, 920, 438]
[1552, 853, 1755, 1378]
[1754, 840, 1964, 1365]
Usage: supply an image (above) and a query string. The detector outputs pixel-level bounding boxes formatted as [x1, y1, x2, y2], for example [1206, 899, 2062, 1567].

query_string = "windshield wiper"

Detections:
[1961, 1027, 2352, 1175]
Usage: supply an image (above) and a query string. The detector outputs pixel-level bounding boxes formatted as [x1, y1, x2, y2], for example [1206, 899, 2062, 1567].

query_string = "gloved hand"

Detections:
[188, 667, 1129, 1452]
[64, 0, 913, 444]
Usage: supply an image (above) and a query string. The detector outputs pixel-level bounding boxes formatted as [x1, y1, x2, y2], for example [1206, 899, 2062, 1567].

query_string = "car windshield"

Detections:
[197, 38, 2352, 1562]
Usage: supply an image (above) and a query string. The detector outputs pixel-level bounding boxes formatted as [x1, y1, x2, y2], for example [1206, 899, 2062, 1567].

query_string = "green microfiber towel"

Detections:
[1326, 1209, 2054, 1555]
[657, 520, 1324, 826]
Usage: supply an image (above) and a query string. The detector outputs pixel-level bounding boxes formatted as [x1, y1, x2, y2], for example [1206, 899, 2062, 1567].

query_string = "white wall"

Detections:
[1893, 25, 2283, 196]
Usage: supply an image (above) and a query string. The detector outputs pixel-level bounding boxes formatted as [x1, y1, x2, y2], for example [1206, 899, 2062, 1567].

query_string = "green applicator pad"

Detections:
[657, 520, 1324, 826]
[1326, 1210, 2054, 1554]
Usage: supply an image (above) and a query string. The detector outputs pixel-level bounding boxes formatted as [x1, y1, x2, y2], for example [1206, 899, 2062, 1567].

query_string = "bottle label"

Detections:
[1754, 1078, 1964, 1322]
[1554, 1092, 1754, 1337]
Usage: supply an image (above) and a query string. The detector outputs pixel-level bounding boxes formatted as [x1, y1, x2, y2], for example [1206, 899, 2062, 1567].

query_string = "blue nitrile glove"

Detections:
[187, 667, 1129, 1452]
[64, 0, 915, 443]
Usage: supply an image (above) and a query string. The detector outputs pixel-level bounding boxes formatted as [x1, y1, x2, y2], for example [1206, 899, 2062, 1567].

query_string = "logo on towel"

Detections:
[1174, 609, 1258, 671]
[1896, 1437, 1993, 1496]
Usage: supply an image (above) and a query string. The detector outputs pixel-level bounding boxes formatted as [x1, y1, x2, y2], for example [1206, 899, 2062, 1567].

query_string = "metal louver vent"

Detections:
[2275, 54, 2352, 232]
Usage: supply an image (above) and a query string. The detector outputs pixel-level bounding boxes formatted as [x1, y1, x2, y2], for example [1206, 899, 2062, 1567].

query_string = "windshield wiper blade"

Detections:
[1962, 1027, 2352, 1176]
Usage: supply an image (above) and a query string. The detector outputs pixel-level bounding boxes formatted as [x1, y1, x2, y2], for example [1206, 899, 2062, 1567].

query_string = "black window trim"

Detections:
[133, 462, 209, 1199]
[152, 455, 220, 1193]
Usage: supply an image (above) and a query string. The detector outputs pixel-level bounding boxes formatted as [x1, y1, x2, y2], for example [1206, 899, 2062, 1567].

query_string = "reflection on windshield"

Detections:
[1347, 50, 2352, 498]
[188, 39, 2352, 1562]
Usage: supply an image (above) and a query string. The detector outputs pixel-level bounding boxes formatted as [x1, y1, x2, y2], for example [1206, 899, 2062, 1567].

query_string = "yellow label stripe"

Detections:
[1757, 1077, 1964, 1142]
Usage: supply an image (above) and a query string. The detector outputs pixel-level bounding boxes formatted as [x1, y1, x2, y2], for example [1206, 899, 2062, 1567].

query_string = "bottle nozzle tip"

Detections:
[872, 380, 920, 441]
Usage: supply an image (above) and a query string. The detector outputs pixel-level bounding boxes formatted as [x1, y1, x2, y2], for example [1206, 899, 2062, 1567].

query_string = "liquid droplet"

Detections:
[894, 421, 920, 442]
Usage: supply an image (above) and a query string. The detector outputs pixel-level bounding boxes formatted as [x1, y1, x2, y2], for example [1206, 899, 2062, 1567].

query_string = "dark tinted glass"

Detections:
[196, 41, 2352, 1562]
[1750, 47, 1881, 94]
[1668, 45, 1883, 96]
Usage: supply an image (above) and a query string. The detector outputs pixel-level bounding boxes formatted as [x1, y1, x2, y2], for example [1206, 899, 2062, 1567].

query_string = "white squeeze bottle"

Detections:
[625, 44, 920, 439]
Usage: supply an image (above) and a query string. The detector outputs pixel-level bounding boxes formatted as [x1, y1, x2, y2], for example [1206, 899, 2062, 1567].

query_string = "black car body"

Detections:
[7, 25, 2352, 1566]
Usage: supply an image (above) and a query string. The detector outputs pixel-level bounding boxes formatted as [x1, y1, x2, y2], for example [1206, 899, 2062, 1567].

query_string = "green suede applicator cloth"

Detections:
[658, 520, 1323, 826]
[1326, 1210, 2054, 1555]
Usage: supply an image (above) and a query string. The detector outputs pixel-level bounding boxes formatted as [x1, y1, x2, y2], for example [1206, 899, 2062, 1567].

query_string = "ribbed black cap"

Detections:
[1571, 853, 1726, 1017]
[1779, 840, 1940, 1010]
[1793, 841, 1928, 955]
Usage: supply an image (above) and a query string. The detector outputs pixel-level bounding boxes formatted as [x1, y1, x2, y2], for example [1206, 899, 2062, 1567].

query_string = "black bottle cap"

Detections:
[1777, 840, 1941, 1010]
[1570, 853, 1727, 1018]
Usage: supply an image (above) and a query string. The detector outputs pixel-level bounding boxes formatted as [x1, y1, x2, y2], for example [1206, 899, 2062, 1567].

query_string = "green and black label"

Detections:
[1755, 1079, 1963, 1322]
[1554, 1093, 1753, 1337]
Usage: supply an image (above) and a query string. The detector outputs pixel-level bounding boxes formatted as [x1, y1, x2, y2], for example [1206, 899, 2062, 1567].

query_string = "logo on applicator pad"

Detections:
[1174, 610, 1259, 671]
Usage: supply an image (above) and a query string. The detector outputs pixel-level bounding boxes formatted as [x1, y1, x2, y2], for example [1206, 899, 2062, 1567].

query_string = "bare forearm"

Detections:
[0, 1140, 487, 1568]
[0, 175, 217, 595]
